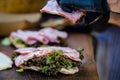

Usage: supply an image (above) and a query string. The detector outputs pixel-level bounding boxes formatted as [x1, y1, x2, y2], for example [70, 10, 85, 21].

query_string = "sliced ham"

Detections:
[40, 0, 85, 23]
[38, 28, 68, 43]
[15, 47, 39, 54]
[15, 47, 81, 67]
[10, 28, 68, 45]
[11, 30, 38, 45]
[37, 47, 81, 61]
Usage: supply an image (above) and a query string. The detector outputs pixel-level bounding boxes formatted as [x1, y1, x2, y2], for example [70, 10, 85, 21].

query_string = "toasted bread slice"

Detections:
[0, 52, 13, 70]
[60, 67, 79, 74]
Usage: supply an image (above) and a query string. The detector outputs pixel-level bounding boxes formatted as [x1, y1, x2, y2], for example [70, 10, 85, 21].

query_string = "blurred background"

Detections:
[0, 0, 47, 36]
[0, 0, 95, 36]
[0, 0, 47, 13]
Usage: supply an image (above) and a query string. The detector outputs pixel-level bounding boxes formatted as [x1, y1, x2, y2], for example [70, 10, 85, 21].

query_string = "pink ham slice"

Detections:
[15, 48, 39, 54]
[11, 30, 38, 45]
[10, 28, 68, 45]
[15, 47, 81, 67]
[10, 30, 48, 45]
[38, 28, 68, 43]
[40, 0, 85, 23]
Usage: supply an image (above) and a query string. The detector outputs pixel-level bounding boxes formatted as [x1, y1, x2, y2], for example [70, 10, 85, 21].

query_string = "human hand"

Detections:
[57, 0, 110, 26]
[56, 0, 104, 13]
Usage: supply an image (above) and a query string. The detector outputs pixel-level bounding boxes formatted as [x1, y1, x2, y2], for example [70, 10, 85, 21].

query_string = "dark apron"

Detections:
[96, 26, 120, 80]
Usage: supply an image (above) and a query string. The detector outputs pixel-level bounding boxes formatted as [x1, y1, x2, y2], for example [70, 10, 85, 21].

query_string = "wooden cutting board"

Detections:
[0, 33, 98, 80]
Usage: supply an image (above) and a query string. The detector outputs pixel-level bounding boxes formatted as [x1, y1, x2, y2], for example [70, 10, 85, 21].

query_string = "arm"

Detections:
[107, 0, 120, 27]
[108, 12, 120, 27]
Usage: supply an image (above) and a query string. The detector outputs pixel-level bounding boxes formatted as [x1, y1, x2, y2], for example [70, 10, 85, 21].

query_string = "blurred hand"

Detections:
[57, 0, 110, 26]
[57, 0, 104, 13]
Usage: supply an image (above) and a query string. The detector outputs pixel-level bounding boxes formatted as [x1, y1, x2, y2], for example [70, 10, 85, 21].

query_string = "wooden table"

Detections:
[0, 33, 98, 80]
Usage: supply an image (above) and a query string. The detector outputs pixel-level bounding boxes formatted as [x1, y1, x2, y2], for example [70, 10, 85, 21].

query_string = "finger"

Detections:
[56, 0, 60, 4]
[61, 5, 73, 13]
[77, 17, 88, 26]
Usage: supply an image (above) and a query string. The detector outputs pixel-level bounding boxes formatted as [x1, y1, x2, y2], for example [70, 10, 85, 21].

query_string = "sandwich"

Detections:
[13, 46, 84, 75]
[9, 28, 68, 48]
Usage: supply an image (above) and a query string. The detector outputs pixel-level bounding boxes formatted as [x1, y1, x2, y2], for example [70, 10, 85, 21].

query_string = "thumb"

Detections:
[61, 5, 73, 13]
[56, 0, 60, 4]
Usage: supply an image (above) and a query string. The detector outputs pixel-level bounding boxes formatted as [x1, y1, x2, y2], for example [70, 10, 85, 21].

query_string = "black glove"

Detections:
[57, 0, 105, 13]
[57, 0, 110, 26]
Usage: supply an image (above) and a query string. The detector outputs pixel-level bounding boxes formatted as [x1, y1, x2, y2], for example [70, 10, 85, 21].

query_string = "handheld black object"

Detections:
[57, 0, 110, 26]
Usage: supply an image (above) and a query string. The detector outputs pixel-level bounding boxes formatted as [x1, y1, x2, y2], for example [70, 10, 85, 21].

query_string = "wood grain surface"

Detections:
[0, 33, 98, 80]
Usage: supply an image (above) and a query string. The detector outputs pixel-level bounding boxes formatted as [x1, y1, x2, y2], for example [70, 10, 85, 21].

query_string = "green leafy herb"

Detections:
[77, 48, 84, 60]
[23, 50, 79, 75]
[12, 53, 20, 60]
[1, 37, 11, 46]
[16, 69, 24, 73]
[14, 38, 42, 47]
[14, 38, 24, 44]
[11, 37, 26, 48]
[42, 66, 50, 72]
